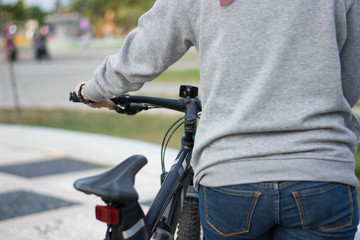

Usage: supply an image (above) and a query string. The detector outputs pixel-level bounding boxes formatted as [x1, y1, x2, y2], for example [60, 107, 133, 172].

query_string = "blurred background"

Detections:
[0, 2, 200, 239]
[0, 1, 359, 240]
[0, 0, 156, 54]
[0, 0, 200, 145]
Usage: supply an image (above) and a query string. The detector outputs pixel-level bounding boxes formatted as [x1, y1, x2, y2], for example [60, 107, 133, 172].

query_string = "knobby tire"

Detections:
[176, 187, 202, 240]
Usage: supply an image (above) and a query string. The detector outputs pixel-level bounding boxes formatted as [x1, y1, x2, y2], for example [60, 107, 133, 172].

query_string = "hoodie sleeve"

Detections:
[83, 0, 195, 102]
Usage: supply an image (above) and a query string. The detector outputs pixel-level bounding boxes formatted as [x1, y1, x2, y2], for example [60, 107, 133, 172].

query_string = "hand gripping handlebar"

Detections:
[69, 85, 202, 115]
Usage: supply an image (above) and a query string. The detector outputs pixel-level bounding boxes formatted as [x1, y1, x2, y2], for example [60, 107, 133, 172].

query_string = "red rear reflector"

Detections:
[95, 205, 120, 225]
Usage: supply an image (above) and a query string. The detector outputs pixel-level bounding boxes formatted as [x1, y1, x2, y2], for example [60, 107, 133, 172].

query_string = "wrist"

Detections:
[80, 87, 89, 101]
[78, 83, 96, 104]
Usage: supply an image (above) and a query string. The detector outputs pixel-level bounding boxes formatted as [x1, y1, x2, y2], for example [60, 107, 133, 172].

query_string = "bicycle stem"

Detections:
[183, 98, 201, 146]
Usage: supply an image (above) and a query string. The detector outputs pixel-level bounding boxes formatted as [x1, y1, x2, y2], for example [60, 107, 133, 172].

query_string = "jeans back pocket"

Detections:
[292, 183, 354, 231]
[202, 186, 261, 237]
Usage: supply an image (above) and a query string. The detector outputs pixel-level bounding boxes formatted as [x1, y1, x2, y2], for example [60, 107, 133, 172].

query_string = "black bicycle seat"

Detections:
[73, 155, 147, 204]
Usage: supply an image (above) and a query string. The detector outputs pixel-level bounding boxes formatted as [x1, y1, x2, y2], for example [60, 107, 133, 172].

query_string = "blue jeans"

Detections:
[199, 182, 359, 240]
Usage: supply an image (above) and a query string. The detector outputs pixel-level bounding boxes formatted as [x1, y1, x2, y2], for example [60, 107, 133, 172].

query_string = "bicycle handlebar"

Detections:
[69, 91, 152, 115]
[69, 86, 202, 115]
[111, 95, 189, 112]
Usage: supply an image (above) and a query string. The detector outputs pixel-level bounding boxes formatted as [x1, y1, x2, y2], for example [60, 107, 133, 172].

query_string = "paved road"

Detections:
[0, 47, 199, 110]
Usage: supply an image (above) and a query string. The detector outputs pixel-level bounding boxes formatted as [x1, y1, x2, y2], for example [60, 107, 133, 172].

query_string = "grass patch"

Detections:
[2, 108, 360, 175]
[2, 107, 360, 215]
[2, 108, 360, 211]
[2, 108, 359, 160]
[355, 144, 360, 176]
[156, 69, 200, 84]
[353, 111, 359, 179]
[0, 109, 184, 149]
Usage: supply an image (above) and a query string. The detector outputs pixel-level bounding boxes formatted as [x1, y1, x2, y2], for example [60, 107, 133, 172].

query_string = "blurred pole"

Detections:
[7, 59, 21, 119]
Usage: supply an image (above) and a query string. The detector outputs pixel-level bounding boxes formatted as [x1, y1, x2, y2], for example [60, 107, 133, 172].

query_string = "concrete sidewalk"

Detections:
[0, 124, 359, 240]
[0, 124, 177, 240]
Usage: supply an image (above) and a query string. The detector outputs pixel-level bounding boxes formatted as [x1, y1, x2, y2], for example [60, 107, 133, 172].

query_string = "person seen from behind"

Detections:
[74, 0, 360, 239]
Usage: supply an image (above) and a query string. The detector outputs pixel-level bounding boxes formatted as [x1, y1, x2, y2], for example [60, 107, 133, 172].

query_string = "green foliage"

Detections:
[355, 115, 360, 179]
[28, 6, 46, 26]
[70, 0, 156, 28]
[0, 0, 45, 26]
[156, 69, 200, 83]
[0, 109, 184, 149]
[2, 1, 26, 22]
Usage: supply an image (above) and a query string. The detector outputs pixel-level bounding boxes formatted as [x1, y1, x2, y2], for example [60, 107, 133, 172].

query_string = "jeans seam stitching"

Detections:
[212, 187, 259, 197]
[274, 185, 280, 224]
[297, 183, 338, 196]
[250, 181, 298, 189]
[293, 192, 308, 230]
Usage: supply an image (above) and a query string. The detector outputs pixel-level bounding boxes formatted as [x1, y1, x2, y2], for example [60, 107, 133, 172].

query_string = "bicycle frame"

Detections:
[147, 142, 193, 234]
[71, 85, 202, 240]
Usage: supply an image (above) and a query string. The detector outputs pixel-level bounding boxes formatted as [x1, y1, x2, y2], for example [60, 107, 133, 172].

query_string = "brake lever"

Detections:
[114, 105, 126, 114]
[114, 103, 149, 115]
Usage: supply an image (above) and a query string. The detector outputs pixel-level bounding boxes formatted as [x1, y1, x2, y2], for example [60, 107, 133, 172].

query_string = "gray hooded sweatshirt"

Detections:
[84, 0, 360, 188]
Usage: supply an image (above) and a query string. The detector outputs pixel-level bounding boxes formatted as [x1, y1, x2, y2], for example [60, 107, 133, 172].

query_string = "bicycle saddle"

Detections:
[73, 155, 147, 204]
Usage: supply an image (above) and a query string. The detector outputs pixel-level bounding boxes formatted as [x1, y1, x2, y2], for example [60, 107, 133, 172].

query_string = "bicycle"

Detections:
[69, 85, 203, 240]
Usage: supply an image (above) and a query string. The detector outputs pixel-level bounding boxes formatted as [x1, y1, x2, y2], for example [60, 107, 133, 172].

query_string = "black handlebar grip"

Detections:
[69, 91, 80, 102]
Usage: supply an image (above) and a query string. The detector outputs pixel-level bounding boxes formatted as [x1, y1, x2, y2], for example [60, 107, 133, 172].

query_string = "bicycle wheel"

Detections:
[176, 186, 202, 240]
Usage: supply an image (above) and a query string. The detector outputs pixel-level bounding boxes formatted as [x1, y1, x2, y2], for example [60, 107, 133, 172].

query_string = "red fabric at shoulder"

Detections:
[220, 0, 233, 7]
